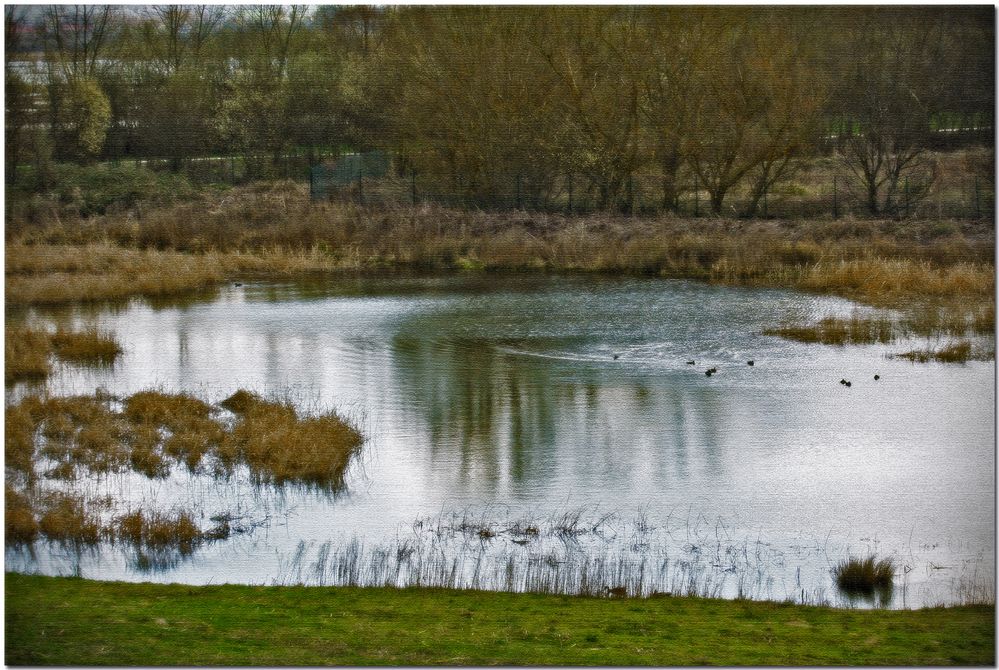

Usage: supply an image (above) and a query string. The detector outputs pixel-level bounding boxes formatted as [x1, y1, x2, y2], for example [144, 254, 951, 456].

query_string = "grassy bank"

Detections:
[5, 573, 994, 666]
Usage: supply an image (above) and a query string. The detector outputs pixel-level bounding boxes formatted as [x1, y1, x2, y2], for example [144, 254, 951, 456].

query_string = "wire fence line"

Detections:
[304, 152, 993, 221]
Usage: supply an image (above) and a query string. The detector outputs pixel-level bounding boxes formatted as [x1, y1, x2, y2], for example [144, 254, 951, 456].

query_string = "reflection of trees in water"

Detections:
[390, 330, 728, 494]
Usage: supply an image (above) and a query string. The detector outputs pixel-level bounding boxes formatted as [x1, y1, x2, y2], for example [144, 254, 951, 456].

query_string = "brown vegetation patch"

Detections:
[5, 325, 52, 382]
[224, 393, 364, 486]
[50, 326, 122, 363]
[764, 315, 895, 345]
[896, 341, 978, 363]
[5, 485, 39, 544]
[37, 492, 104, 545]
[114, 509, 203, 554]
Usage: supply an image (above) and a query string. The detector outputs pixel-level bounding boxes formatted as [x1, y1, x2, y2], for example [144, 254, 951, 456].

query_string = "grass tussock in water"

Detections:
[221, 390, 364, 486]
[5, 485, 39, 545]
[833, 556, 895, 594]
[5, 324, 123, 382]
[764, 314, 895, 345]
[5, 325, 52, 382]
[36, 491, 106, 545]
[114, 509, 203, 554]
[49, 327, 122, 364]
[896, 340, 978, 363]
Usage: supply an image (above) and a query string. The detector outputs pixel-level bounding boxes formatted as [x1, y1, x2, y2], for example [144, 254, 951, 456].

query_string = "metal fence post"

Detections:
[516, 174, 521, 209]
[762, 185, 768, 219]
[975, 177, 981, 218]
[358, 159, 364, 206]
[694, 175, 699, 217]
[567, 173, 573, 215]
[411, 168, 417, 206]
[833, 175, 839, 219]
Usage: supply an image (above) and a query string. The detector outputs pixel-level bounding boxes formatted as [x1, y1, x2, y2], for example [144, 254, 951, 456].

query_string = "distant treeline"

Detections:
[4, 5, 994, 215]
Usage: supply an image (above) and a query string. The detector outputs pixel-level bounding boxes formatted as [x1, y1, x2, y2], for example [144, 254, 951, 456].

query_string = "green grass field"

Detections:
[5, 573, 994, 665]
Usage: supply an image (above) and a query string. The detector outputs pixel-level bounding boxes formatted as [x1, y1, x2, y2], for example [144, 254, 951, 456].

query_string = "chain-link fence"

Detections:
[308, 151, 995, 220]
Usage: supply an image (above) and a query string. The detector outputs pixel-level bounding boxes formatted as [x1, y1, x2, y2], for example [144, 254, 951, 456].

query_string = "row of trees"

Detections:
[5, 5, 994, 215]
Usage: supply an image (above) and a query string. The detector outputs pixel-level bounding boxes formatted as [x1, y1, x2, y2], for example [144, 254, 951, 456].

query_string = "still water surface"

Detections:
[6, 274, 994, 607]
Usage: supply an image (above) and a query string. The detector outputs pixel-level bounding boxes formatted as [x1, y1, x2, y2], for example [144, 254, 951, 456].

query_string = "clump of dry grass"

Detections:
[5, 325, 52, 382]
[5, 485, 39, 544]
[5, 403, 38, 480]
[125, 391, 223, 471]
[114, 509, 203, 554]
[37, 491, 104, 545]
[833, 556, 895, 593]
[50, 326, 122, 364]
[896, 341, 976, 363]
[30, 396, 132, 478]
[223, 391, 364, 486]
[764, 314, 895, 345]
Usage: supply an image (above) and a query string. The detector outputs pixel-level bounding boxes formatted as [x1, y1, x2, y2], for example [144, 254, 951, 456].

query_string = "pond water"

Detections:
[6, 274, 995, 607]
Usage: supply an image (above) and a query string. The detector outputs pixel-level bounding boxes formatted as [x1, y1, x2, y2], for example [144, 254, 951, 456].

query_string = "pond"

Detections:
[6, 274, 994, 608]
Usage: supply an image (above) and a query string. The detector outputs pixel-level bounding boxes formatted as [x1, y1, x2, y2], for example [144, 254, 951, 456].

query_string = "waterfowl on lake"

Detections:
[686, 360, 696, 365]
[747, 360, 754, 366]
[234, 282, 243, 287]
[705, 370, 713, 377]
[845, 381, 852, 387]
[708, 367, 717, 374]
[874, 374, 880, 380]
[839, 379, 847, 385]
[613, 354, 619, 360]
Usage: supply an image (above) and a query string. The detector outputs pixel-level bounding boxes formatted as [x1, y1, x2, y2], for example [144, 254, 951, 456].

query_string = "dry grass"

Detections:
[5, 180, 993, 306]
[9, 389, 364, 488]
[896, 341, 977, 363]
[5, 324, 123, 383]
[5, 403, 38, 480]
[50, 327, 122, 364]
[5, 325, 52, 382]
[114, 509, 203, 553]
[833, 556, 895, 594]
[37, 491, 104, 545]
[764, 314, 895, 345]
[5, 485, 39, 544]
[222, 390, 364, 486]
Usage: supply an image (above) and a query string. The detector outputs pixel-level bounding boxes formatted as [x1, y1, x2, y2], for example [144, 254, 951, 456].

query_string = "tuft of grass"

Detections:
[224, 392, 364, 486]
[833, 556, 895, 593]
[897, 340, 975, 363]
[5, 325, 52, 382]
[114, 509, 203, 554]
[5, 486, 39, 545]
[50, 326, 122, 364]
[219, 389, 259, 414]
[5, 403, 38, 480]
[37, 492, 104, 545]
[764, 314, 894, 345]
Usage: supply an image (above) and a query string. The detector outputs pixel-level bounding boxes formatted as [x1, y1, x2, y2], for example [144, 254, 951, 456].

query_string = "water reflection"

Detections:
[4, 273, 993, 607]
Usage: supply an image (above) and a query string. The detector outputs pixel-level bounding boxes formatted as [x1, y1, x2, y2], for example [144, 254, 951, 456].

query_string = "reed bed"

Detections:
[5, 182, 993, 313]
